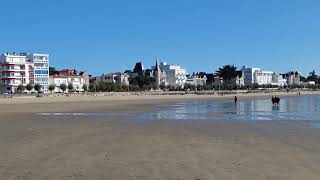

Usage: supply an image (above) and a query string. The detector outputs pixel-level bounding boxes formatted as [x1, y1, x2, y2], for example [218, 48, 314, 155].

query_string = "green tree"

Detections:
[98, 82, 107, 91]
[160, 83, 166, 90]
[82, 84, 88, 92]
[49, 67, 60, 76]
[121, 85, 129, 92]
[34, 84, 41, 93]
[129, 76, 155, 89]
[68, 83, 74, 92]
[26, 84, 33, 93]
[17, 85, 25, 93]
[215, 65, 238, 84]
[48, 84, 55, 93]
[60, 83, 67, 92]
[307, 70, 318, 82]
[89, 83, 97, 92]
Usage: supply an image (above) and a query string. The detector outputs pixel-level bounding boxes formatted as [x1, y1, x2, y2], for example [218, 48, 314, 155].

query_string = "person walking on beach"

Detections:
[234, 96, 238, 104]
[272, 96, 275, 106]
[276, 96, 280, 106]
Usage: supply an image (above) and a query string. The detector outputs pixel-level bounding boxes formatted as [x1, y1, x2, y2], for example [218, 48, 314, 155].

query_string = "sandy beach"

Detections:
[1, 92, 320, 180]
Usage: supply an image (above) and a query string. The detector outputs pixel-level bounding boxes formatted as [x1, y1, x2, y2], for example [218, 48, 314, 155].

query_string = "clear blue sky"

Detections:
[1, 0, 320, 76]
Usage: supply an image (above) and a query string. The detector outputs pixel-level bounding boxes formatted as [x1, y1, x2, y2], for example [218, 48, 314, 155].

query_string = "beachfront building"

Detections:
[241, 66, 274, 85]
[96, 72, 130, 86]
[186, 72, 207, 86]
[302, 81, 316, 86]
[49, 71, 89, 93]
[254, 70, 274, 85]
[132, 62, 145, 76]
[271, 73, 287, 87]
[241, 66, 261, 85]
[282, 71, 302, 86]
[0, 53, 32, 93]
[157, 62, 187, 88]
[0, 52, 49, 93]
[24, 53, 50, 93]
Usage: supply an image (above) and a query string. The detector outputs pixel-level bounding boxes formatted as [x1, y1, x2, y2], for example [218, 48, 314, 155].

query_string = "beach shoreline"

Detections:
[0, 90, 319, 105]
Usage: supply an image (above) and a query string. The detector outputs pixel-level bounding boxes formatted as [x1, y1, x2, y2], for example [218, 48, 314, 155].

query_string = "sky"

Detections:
[1, 0, 320, 76]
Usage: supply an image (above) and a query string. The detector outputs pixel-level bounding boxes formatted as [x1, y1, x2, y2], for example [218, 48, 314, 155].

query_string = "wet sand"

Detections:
[1, 95, 320, 179]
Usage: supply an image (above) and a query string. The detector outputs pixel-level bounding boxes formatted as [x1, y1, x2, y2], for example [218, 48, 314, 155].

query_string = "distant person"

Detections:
[272, 96, 275, 106]
[234, 96, 238, 104]
[275, 96, 280, 106]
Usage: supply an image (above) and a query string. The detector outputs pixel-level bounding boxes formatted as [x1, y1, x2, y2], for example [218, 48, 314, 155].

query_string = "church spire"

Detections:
[155, 59, 159, 70]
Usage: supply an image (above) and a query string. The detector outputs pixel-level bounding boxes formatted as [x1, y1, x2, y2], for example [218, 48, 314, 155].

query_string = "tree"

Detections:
[215, 65, 238, 83]
[26, 84, 33, 93]
[68, 83, 74, 92]
[98, 82, 107, 91]
[34, 84, 41, 93]
[82, 84, 88, 92]
[129, 76, 156, 89]
[300, 76, 307, 82]
[89, 83, 95, 92]
[49, 67, 60, 76]
[160, 83, 166, 90]
[17, 85, 25, 93]
[48, 84, 55, 93]
[307, 70, 318, 82]
[60, 83, 67, 92]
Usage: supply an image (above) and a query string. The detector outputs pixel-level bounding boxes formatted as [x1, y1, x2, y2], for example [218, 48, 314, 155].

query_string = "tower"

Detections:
[154, 59, 161, 89]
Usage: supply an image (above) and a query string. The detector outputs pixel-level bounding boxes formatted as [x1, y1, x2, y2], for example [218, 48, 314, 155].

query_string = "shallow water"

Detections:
[135, 96, 320, 127]
[37, 95, 320, 127]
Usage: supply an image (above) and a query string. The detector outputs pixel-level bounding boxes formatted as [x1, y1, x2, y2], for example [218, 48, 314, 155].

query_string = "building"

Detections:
[282, 71, 302, 86]
[302, 81, 316, 86]
[241, 66, 274, 85]
[156, 62, 187, 88]
[24, 53, 50, 93]
[49, 71, 89, 93]
[132, 62, 145, 76]
[254, 70, 274, 85]
[186, 72, 207, 86]
[271, 73, 287, 87]
[241, 66, 261, 85]
[0, 52, 49, 93]
[96, 72, 130, 86]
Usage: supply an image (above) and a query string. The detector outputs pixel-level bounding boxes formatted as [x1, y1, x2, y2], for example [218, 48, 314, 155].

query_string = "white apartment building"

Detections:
[25, 53, 50, 93]
[158, 62, 187, 88]
[282, 71, 302, 86]
[96, 72, 130, 86]
[186, 73, 207, 86]
[0, 53, 34, 93]
[254, 70, 274, 85]
[241, 66, 261, 85]
[271, 74, 287, 87]
[49, 74, 89, 93]
[241, 66, 274, 85]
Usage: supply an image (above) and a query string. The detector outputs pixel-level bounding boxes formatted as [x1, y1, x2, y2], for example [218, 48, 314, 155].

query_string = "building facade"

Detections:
[241, 66, 261, 85]
[241, 66, 274, 85]
[96, 72, 130, 86]
[282, 71, 302, 86]
[254, 70, 274, 85]
[271, 73, 287, 87]
[0, 52, 49, 93]
[25, 53, 50, 93]
[186, 72, 207, 86]
[157, 62, 187, 88]
[50, 73, 89, 93]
